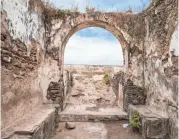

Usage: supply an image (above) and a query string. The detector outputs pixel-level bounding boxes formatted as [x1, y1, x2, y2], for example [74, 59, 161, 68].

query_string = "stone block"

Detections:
[1, 104, 58, 139]
[141, 117, 168, 139]
[129, 105, 169, 139]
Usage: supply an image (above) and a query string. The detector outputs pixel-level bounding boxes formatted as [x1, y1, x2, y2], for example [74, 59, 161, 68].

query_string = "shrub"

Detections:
[103, 73, 110, 86]
[129, 111, 141, 129]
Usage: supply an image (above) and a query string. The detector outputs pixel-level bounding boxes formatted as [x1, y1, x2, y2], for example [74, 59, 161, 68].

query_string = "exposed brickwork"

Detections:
[47, 77, 64, 110]
[123, 79, 146, 112]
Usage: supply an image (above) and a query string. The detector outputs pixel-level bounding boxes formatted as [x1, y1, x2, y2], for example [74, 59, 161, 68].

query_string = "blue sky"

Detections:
[64, 27, 124, 65]
[50, 0, 150, 65]
[50, 0, 150, 13]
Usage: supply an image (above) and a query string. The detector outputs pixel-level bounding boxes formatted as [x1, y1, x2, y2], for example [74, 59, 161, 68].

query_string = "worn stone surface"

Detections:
[59, 104, 128, 122]
[1, 104, 59, 139]
[129, 105, 169, 139]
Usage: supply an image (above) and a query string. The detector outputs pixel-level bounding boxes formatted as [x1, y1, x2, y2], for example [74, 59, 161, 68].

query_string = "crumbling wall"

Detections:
[1, 0, 60, 129]
[1, 0, 178, 138]
[63, 70, 72, 97]
[143, 0, 178, 138]
[46, 70, 72, 111]
[45, 1, 177, 138]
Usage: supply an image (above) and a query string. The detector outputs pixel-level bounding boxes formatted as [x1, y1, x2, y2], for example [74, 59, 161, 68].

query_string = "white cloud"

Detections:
[64, 35, 124, 65]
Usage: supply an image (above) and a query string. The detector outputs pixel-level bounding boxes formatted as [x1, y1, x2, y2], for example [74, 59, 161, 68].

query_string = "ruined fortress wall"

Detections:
[1, 0, 60, 129]
[1, 0, 178, 138]
[143, 1, 178, 138]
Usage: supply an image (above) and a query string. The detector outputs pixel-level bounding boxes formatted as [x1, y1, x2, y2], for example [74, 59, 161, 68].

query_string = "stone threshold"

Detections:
[59, 104, 128, 122]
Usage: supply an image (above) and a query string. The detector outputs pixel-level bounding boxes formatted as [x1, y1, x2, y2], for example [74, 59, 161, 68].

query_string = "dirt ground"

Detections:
[52, 121, 143, 139]
[53, 71, 143, 139]
[66, 72, 117, 106]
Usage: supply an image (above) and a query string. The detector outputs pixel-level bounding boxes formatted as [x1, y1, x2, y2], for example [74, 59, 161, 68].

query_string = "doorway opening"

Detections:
[63, 27, 125, 114]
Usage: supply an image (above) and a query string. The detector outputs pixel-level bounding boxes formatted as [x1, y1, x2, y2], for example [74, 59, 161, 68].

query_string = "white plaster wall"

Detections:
[170, 26, 178, 56]
[1, 0, 61, 104]
[1, 0, 45, 48]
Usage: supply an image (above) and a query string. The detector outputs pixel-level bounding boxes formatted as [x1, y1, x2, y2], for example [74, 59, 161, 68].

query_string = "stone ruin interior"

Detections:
[1, 0, 178, 139]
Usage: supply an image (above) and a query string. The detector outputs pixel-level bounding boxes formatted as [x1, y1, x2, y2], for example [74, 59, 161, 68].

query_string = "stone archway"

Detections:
[47, 11, 145, 75]
[47, 9, 146, 111]
[60, 20, 128, 73]
[57, 16, 131, 110]
[63, 26, 125, 109]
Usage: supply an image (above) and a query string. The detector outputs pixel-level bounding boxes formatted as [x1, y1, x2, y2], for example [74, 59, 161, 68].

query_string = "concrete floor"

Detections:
[52, 121, 143, 139]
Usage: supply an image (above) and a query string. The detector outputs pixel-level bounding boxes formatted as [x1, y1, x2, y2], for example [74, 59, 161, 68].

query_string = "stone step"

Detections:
[1, 104, 59, 139]
[59, 104, 128, 122]
[59, 114, 128, 122]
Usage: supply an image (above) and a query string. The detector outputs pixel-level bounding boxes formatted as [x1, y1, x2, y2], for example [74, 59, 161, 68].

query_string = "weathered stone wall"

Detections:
[63, 70, 72, 97]
[1, 0, 178, 138]
[142, 0, 178, 138]
[1, 0, 60, 129]
[110, 71, 146, 111]
[47, 9, 145, 79]
[46, 70, 72, 111]
[1, 0, 45, 47]
[123, 79, 146, 111]
[46, 6, 147, 114]
[47, 80, 64, 109]
[47, 0, 178, 138]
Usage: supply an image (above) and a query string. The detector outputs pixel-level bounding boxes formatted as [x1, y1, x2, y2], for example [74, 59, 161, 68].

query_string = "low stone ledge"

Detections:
[1, 104, 59, 139]
[59, 114, 128, 122]
[128, 104, 169, 139]
[58, 105, 128, 122]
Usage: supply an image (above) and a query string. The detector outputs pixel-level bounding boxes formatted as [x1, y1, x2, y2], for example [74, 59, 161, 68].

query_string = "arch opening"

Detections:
[63, 26, 125, 111]
[64, 27, 124, 66]
[59, 20, 129, 74]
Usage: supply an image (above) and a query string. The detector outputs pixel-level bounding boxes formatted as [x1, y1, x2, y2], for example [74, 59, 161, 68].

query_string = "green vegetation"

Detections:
[42, 0, 80, 23]
[103, 73, 110, 86]
[129, 111, 141, 129]
[56, 9, 79, 18]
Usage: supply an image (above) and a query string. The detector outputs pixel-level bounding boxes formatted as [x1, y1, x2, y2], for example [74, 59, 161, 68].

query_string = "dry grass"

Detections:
[41, 0, 80, 23]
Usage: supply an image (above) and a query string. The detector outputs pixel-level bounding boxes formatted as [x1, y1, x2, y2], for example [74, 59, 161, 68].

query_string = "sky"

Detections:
[50, 0, 151, 65]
